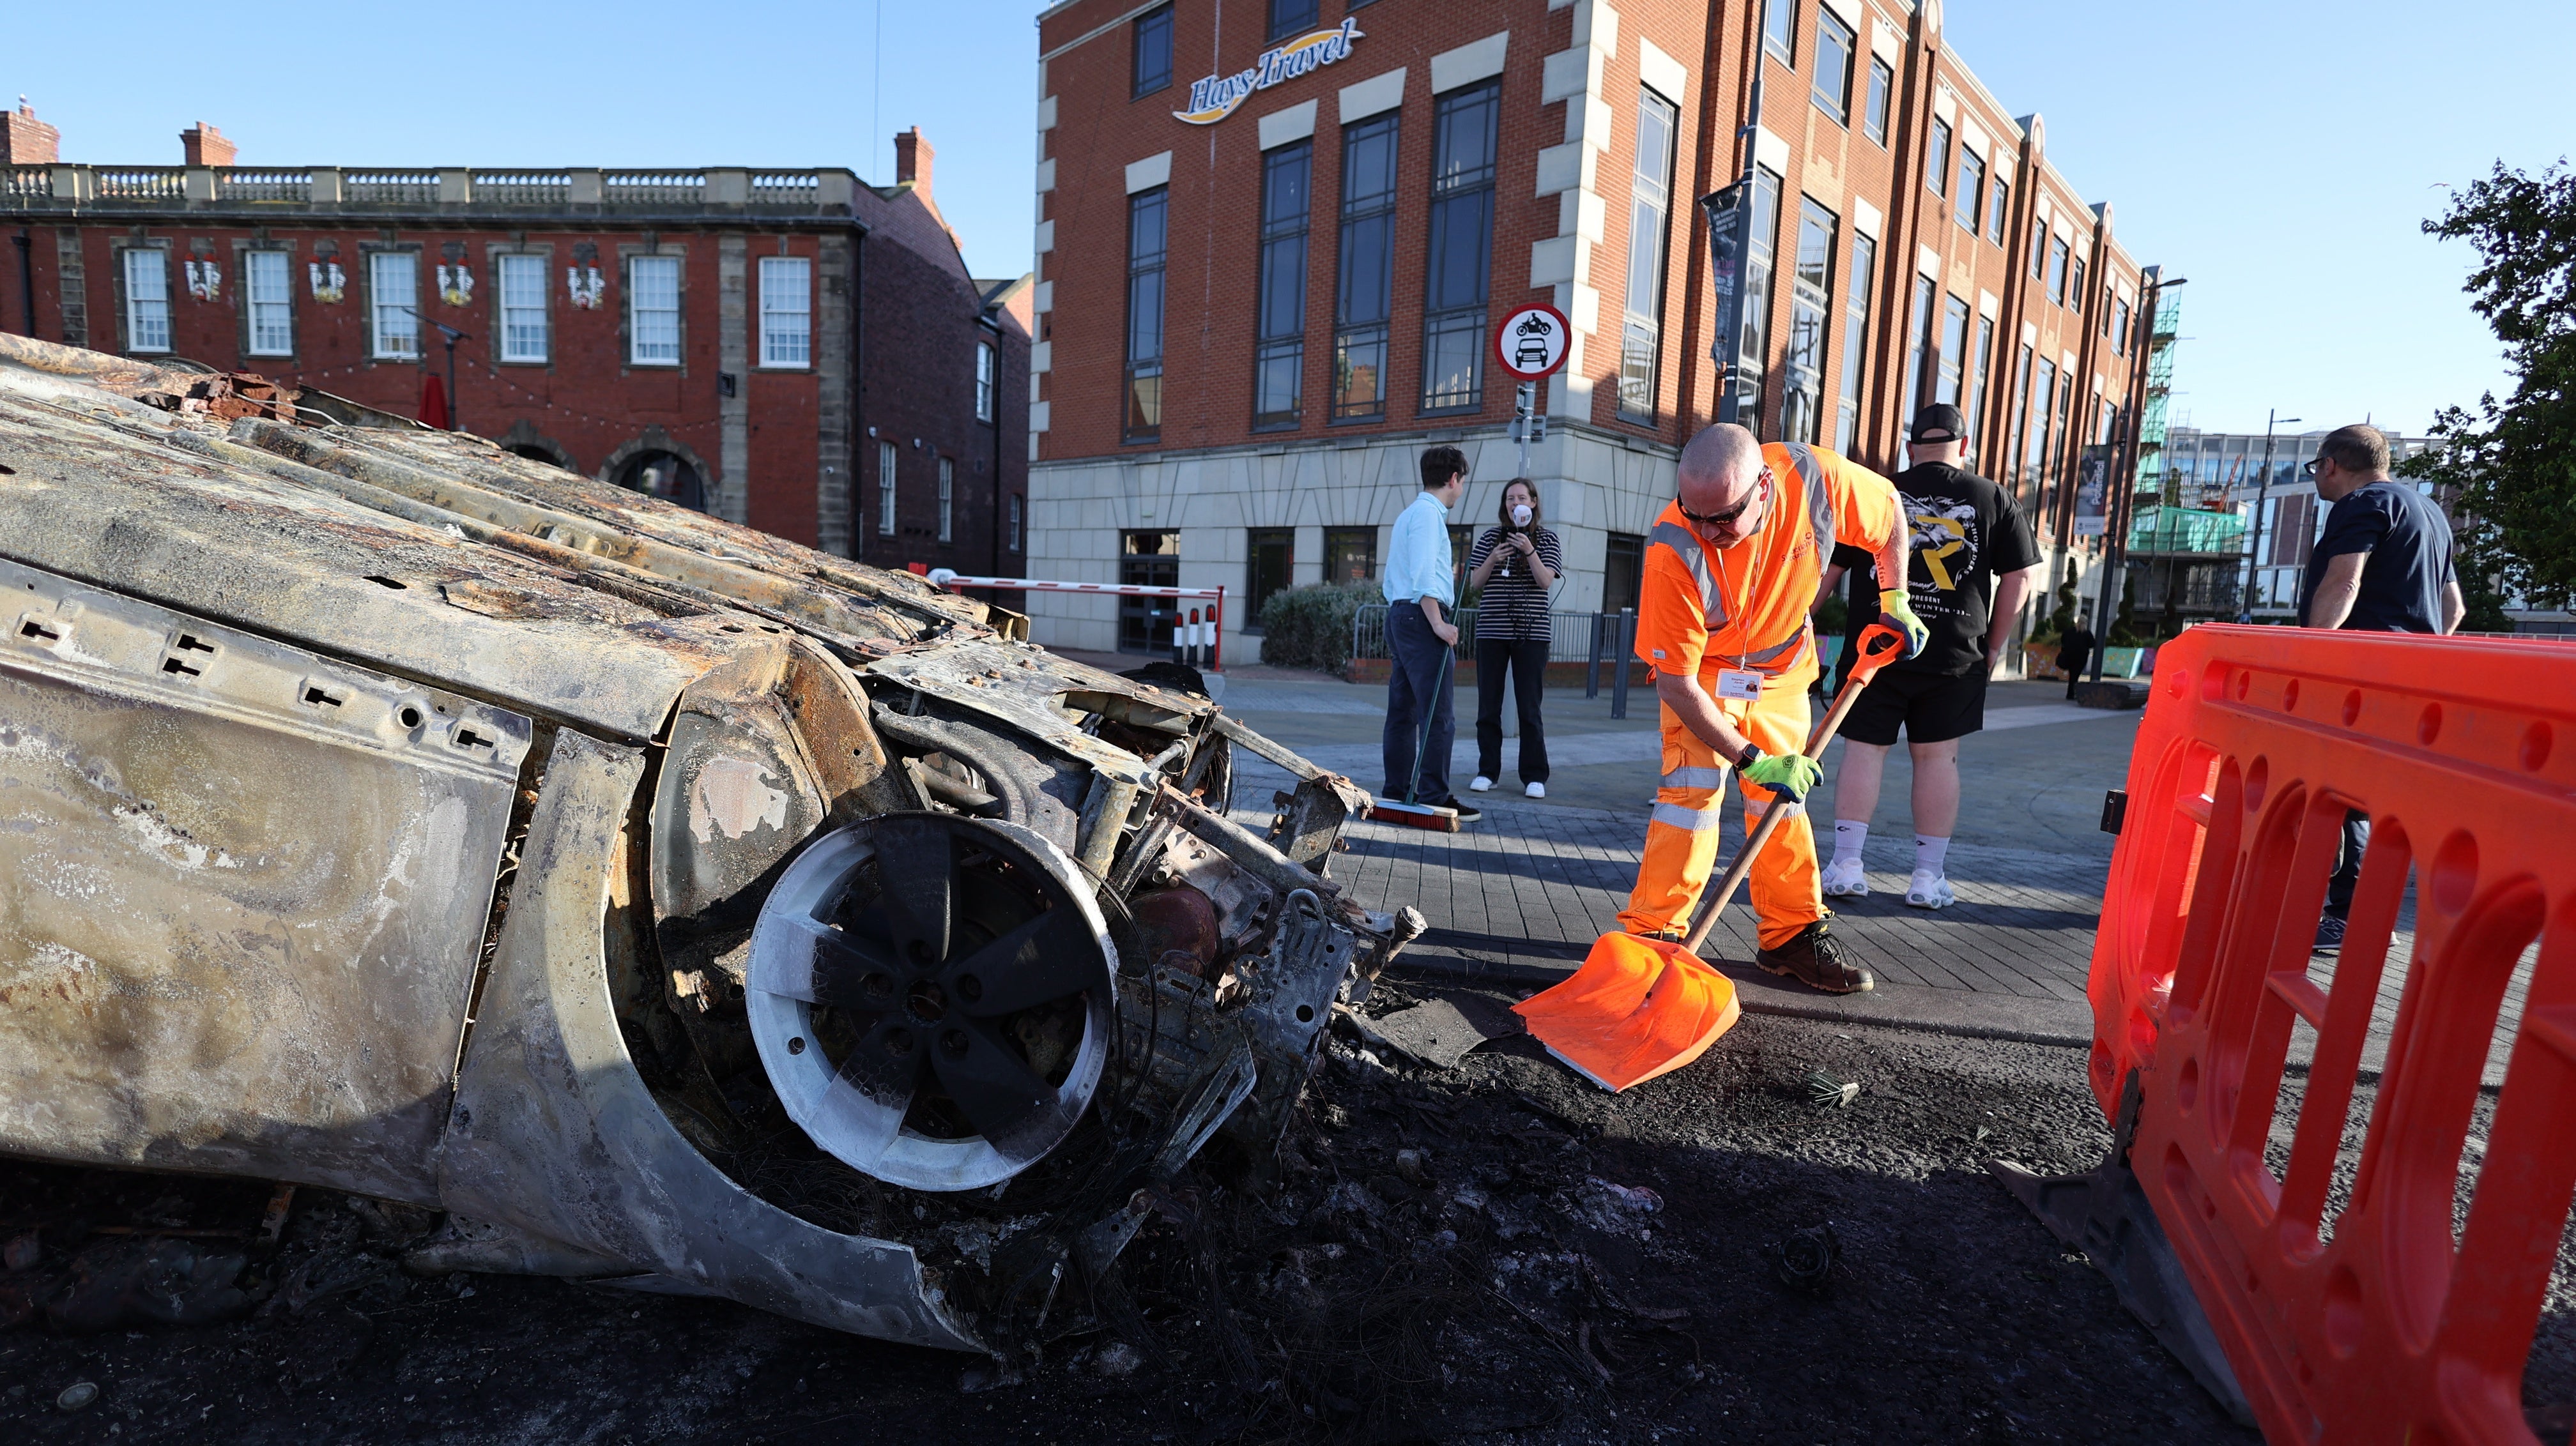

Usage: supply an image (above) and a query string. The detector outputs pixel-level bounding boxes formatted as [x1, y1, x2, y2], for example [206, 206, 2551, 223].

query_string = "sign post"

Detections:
[1491, 303, 1570, 477]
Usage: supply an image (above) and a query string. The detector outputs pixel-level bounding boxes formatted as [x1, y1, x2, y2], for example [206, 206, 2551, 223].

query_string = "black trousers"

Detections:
[1381, 602, 1456, 804]
[2324, 809, 2370, 920]
[1473, 637, 1551, 784]
[2059, 646, 2092, 699]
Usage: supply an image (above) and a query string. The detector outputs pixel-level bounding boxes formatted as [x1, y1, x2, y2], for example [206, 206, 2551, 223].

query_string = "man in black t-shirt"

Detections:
[2301, 424, 2464, 956]
[1819, 406, 2044, 909]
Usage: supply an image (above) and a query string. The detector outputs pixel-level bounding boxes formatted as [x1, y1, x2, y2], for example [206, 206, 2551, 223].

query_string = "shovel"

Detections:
[1514, 623, 1906, 1092]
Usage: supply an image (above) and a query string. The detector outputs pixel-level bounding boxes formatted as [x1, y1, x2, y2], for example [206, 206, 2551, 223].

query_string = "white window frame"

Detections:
[976, 340, 997, 422]
[937, 456, 955, 544]
[629, 254, 682, 367]
[369, 251, 420, 359]
[758, 255, 811, 369]
[243, 250, 293, 356]
[877, 439, 898, 537]
[122, 248, 172, 354]
[497, 254, 550, 363]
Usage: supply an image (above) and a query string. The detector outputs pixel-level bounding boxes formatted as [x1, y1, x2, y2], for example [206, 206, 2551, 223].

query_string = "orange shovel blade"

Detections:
[1511, 932, 1742, 1093]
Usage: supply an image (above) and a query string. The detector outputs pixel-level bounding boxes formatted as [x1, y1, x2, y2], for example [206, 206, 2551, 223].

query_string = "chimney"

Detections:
[893, 127, 933, 198]
[180, 122, 235, 168]
[1, 97, 60, 166]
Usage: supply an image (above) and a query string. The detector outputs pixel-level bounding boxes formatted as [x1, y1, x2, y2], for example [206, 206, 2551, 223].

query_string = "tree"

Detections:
[2404, 162, 2576, 610]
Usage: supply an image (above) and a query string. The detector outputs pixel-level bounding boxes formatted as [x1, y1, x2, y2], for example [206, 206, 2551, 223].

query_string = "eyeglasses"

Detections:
[1679, 470, 1772, 528]
[2300, 459, 2322, 480]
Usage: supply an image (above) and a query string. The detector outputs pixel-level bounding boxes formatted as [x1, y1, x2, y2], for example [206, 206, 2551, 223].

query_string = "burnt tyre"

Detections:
[746, 812, 1116, 1192]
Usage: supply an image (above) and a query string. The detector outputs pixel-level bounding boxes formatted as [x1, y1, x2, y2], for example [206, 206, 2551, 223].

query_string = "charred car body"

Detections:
[0, 336, 1416, 1353]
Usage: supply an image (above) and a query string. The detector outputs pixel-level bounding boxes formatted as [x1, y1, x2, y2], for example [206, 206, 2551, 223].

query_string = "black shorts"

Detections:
[1838, 667, 1989, 746]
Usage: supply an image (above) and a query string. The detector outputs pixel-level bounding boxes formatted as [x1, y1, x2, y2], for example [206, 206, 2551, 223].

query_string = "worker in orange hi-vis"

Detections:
[1615, 423, 1927, 994]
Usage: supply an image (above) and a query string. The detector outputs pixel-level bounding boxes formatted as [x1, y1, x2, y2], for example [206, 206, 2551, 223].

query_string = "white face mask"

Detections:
[1511, 503, 1533, 528]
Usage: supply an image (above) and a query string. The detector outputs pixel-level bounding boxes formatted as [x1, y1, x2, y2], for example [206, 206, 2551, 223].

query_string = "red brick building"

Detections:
[1, 106, 1030, 573]
[1026, 0, 2146, 661]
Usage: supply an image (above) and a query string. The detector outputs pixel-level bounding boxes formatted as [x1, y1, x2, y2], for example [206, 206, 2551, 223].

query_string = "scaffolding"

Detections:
[2142, 289, 2182, 505]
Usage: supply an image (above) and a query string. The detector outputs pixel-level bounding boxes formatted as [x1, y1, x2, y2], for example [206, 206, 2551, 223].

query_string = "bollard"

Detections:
[1586, 612, 1604, 699]
[1609, 608, 1634, 720]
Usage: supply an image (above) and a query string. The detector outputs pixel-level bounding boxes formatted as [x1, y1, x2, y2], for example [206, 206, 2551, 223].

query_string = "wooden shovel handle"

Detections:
[1680, 624, 1906, 956]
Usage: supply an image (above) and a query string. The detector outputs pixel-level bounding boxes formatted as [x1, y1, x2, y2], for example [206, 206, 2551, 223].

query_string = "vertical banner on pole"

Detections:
[1702, 183, 1749, 425]
[2073, 446, 2112, 538]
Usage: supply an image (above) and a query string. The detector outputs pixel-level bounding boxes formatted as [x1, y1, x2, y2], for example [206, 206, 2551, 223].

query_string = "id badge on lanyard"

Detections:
[1714, 669, 1764, 702]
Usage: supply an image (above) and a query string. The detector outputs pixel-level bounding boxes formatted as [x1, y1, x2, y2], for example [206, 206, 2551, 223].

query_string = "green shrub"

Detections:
[1812, 591, 1849, 633]
[1258, 581, 1380, 673]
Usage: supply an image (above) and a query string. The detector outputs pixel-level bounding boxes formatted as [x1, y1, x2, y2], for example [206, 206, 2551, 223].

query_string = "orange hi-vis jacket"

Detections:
[1632, 441, 1905, 685]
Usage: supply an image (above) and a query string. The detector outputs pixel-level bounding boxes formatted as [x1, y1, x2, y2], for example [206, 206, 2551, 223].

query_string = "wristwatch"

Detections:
[1736, 742, 1764, 771]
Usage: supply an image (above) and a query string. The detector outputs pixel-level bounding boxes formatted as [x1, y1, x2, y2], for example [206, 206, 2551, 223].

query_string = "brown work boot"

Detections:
[1756, 920, 1874, 994]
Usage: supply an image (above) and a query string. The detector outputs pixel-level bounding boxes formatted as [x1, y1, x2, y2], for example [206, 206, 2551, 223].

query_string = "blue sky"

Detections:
[13, 0, 2564, 434]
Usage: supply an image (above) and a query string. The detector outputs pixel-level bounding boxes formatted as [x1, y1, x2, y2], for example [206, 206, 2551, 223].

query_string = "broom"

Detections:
[1367, 609, 1464, 832]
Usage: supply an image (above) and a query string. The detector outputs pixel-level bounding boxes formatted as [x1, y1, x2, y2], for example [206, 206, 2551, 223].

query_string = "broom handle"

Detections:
[1681, 624, 1906, 956]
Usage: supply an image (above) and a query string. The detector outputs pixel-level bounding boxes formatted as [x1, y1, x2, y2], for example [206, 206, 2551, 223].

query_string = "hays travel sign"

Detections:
[1174, 20, 1363, 125]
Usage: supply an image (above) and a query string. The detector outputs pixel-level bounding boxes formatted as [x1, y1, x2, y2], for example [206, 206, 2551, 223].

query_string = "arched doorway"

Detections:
[504, 443, 572, 471]
[617, 450, 707, 512]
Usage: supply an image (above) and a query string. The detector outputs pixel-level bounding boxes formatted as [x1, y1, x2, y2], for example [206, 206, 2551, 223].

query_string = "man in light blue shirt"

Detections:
[1381, 445, 1478, 819]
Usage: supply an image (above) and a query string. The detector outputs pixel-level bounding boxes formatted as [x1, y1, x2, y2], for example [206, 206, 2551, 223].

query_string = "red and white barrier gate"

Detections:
[923, 572, 1226, 672]
[1997, 625, 2576, 1443]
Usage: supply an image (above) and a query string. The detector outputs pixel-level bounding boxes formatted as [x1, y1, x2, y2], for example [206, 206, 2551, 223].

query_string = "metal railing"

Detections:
[1351, 605, 1649, 716]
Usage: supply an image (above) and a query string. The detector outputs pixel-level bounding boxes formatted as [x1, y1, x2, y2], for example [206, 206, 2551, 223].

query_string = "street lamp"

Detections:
[429, 321, 471, 433]
[2236, 407, 2302, 622]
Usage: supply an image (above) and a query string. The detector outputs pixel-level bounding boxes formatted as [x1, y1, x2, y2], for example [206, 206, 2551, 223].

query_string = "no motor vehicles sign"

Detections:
[1492, 304, 1570, 381]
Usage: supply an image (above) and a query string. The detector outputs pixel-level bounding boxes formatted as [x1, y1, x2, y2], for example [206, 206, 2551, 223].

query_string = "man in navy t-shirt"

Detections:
[2299, 424, 2463, 955]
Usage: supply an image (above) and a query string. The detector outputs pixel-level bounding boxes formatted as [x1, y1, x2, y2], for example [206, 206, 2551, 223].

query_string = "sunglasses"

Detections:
[1680, 470, 1771, 528]
[2300, 459, 2322, 479]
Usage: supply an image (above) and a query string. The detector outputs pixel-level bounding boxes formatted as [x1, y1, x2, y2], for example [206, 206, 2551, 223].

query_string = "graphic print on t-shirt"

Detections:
[1904, 492, 1983, 595]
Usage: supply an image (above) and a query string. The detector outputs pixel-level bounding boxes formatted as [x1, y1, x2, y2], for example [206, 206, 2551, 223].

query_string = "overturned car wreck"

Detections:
[0, 335, 1419, 1353]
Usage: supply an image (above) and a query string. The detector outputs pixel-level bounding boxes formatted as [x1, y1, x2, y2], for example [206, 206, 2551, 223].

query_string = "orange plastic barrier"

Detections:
[2087, 624, 2576, 1444]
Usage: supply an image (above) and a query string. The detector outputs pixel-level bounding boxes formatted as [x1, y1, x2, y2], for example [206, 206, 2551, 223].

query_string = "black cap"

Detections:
[1911, 404, 1968, 444]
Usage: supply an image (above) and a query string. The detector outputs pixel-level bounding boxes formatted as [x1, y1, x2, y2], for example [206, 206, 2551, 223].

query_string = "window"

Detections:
[1267, 0, 1317, 43]
[1834, 230, 1876, 453]
[1763, 0, 1797, 64]
[2005, 343, 2035, 503]
[1324, 527, 1376, 584]
[1125, 187, 1169, 441]
[629, 254, 680, 365]
[1008, 494, 1024, 552]
[2112, 297, 2133, 356]
[1448, 523, 1480, 604]
[369, 251, 418, 359]
[1133, 4, 1174, 98]
[1119, 531, 1179, 653]
[1934, 294, 1968, 408]
[1422, 80, 1499, 414]
[1731, 167, 1783, 432]
[1926, 117, 1952, 197]
[1987, 175, 2011, 245]
[937, 456, 954, 544]
[498, 254, 548, 363]
[976, 340, 996, 422]
[2030, 356, 2059, 509]
[1781, 199, 1836, 445]
[2069, 251, 2088, 313]
[120, 248, 173, 353]
[1619, 88, 1678, 422]
[877, 439, 898, 537]
[1245, 529, 1294, 630]
[1897, 272, 1936, 437]
[1812, 10, 1855, 124]
[1956, 148, 1984, 237]
[759, 255, 811, 368]
[244, 250, 291, 356]
[1254, 140, 1312, 428]
[2032, 225, 2050, 281]
[1967, 314, 1995, 457]
[1602, 533, 1645, 616]
[1333, 114, 1398, 421]
[2046, 236, 2070, 307]
[1862, 58, 1892, 146]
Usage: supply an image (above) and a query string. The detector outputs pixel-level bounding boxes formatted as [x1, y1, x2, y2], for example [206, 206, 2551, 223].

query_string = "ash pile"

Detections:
[0, 333, 1425, 1355]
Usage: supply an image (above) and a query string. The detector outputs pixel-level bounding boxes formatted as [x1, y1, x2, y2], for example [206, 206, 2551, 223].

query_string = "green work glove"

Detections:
[1741, 750, 1821, 802]
[1878, 588, 1930, 660]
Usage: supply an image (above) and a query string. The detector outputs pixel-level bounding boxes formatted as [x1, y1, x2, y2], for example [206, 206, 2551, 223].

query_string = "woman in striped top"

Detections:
[1466, 478, 1563, 798]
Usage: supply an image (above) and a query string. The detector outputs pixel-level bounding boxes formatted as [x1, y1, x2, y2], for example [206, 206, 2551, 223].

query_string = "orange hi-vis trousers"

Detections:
[1616, 658, 1827, 950]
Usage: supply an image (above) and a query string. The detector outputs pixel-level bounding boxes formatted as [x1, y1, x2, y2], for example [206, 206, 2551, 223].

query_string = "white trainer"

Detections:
[1468, 775, 1494, 792]
[1524, 781, 1546, 799]
[1821, 857, 1870, 897]
[1905, 872, 1956, 909]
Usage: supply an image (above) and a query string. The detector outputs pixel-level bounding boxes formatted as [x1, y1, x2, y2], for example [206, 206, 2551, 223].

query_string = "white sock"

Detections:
[1832, 820, 1869, 869]
[1914, 834, 1951, 878]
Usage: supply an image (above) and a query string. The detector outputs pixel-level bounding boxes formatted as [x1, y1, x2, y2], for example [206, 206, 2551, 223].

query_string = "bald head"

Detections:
[1677, 424, 1765, 513]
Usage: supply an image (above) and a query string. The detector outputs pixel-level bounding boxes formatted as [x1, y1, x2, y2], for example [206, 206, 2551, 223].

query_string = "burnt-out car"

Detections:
[0, 335, 1417, 1353]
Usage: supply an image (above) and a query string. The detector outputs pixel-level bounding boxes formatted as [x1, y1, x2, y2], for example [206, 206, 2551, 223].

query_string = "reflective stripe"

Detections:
[1650, 800, 1727, 832]
[1646, 520, 1724, 626]
[1782, 441, 1837, 563]
[1661, 765, 1729, 789]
